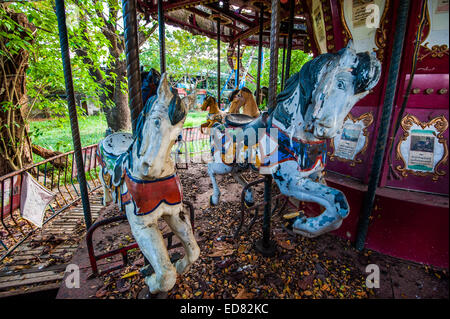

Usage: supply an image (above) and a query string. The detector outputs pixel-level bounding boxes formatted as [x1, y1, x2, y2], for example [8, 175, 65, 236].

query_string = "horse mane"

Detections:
[240, 87, 258, 114]
[228, 89, 240, 103]
[141, 68, 161, 106]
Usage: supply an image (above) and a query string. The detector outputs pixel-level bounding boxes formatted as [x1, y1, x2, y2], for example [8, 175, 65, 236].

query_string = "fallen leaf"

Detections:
[235, 288, 255, 299]
[116, 278, 131, 293]
[277, 239, 296, 250]
[207, 242, 234, 257]
[95, 287, 108, 298]
[121, 270, 139, 279]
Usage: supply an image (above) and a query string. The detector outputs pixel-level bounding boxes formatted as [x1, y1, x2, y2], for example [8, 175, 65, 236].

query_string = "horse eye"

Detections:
[154, 118, 161, 127]
[337, 80, 346, 90]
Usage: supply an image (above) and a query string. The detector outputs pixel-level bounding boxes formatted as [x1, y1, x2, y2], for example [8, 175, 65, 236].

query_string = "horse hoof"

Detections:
[210, 196, 217, 206]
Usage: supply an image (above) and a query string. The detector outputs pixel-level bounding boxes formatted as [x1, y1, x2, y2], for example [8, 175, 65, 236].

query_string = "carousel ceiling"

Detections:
[137, 0, 313, 52]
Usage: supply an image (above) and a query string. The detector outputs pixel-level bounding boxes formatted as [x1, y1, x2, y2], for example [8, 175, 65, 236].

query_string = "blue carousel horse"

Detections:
[207, 42, 381, 238]
[96, 74, 199, 294]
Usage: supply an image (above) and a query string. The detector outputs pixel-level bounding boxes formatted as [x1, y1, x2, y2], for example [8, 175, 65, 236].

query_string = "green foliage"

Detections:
[29, 114, 108, 153]
[140, 27, 228, 90]
[7, 0, 131, 119]
[29, 112, 206, 156]
[5, 0, 311, 128]
[183, 111, 208, 128]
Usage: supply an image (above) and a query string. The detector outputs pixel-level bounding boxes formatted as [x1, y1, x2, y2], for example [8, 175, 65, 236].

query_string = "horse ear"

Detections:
[157, 73, 172, 103]
[169, 95, 187, 125]
[346, 39, 354, 50]
[340, 42, 358, 68]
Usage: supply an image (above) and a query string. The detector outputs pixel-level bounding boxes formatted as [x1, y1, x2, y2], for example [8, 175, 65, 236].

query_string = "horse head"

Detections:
[131, 73, 189, 179]
[300, 41, 381, 139]
[201, 95, 216, 112]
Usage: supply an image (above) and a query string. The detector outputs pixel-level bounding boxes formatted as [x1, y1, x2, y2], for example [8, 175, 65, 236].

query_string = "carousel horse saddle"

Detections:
[225, 113, 255, 127]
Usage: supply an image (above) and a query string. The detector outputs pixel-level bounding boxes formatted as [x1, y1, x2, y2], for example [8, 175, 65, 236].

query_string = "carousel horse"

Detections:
[200, 95, 225, 134]
[207, 42, 381, 238]
[96, 74, 200, 294]
[228, 87, 260, 118]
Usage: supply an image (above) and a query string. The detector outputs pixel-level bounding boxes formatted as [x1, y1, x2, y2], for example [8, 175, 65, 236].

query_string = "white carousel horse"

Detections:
[207, 42, 381, 238]
[96, 74, 199, 294]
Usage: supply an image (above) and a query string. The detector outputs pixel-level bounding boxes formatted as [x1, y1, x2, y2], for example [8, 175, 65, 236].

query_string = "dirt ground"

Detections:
[57, 163, 449, 299]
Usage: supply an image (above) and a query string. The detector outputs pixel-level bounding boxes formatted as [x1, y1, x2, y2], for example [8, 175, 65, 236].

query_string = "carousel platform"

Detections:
[53, 164, 448, 299]
[0, 191, 103, 298]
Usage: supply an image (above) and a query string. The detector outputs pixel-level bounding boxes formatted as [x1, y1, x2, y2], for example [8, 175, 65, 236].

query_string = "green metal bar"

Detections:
[355, 0, 411, 251]
[55, 0, 92, 229]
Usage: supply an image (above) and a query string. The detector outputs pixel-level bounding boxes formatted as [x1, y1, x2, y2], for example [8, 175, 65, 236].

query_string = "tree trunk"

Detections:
[102, 61, 131, 132]
[0, 6, 34, 176]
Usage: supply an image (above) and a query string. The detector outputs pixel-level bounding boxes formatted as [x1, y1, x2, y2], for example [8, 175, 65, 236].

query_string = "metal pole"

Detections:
[281, 36, 287, 91]
[217, 18, 221, 108]
[236, 39, 240, 88]
[284, 0, 295, 85]
[158, 0, 166, 73]
[256, 4, 264, 106]
[122, 0, 143, 135]
[267, 0, 280, 111]
[355, 0, 411, 251]
[255, 0, 280, 257]
[55, 0, 91, 229]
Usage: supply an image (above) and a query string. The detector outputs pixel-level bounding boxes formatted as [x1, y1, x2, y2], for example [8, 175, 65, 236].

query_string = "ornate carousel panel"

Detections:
[328, 112, 374, 167]
[396, 115, 448, 180]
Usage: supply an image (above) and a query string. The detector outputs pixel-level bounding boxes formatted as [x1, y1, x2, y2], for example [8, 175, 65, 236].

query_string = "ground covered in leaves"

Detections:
[63, 164, 448, 300]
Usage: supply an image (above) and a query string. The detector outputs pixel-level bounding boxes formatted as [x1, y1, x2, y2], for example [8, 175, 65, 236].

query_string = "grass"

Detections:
[29, 111, 208, 155]
[183, 111, 207, 128]
[30, 114, 108, 153]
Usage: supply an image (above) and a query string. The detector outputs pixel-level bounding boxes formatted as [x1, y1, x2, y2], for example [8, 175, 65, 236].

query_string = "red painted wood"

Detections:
[325, 176, 449, 269]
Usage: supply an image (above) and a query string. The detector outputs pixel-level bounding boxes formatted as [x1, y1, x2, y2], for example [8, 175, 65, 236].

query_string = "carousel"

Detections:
[49, 0, 448, 298]
[133, 0, 449, 269]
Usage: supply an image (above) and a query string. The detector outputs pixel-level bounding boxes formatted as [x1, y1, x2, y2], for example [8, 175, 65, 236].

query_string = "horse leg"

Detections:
[99, 170, 112, 206]
[273, 162, 349, 238]
[232, 172, 254, 206]
[162, 206, 200, 274]
[200, 122, 208, 134]
[126, 211, 177, 294]
[207, 162, 233, 206]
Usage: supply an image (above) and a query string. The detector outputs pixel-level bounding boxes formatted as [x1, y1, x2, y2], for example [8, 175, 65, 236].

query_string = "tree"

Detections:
[140, 26, 228, 94]
[69, 0, 157, 132]
[0, 4, 36, 175]
[18, 0, 156, 133]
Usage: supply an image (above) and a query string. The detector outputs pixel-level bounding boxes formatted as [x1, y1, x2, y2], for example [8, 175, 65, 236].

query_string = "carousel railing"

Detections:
[0, 144, 101, 261]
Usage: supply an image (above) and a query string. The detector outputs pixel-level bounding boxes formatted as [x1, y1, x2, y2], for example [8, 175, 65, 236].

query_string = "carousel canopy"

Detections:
[137, 0, 313, 52]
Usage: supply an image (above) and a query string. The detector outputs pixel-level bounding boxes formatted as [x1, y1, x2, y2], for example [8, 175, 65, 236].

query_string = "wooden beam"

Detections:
[139, 0, 216, 14]
[205, 3, 255, 26]
[164, 15, 231, 42]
